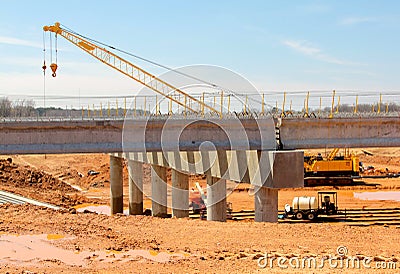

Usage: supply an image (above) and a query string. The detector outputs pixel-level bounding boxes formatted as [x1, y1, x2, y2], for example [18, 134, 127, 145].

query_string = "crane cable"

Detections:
[49, 32, 52, 64]
[55, 33, 58, 65]
[60, 24, 218, 87]
[42, 31, 46, 110]
[42, 31, 47, 73]
[48, 31, 58, 77]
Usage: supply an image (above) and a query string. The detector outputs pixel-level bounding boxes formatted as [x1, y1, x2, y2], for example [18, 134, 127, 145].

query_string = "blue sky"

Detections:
[0, 1, 399, 109]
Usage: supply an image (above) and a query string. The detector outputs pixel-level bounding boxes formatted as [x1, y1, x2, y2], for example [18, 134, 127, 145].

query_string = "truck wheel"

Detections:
[295, 212, 303, 220]
[307, 212, 316, 221]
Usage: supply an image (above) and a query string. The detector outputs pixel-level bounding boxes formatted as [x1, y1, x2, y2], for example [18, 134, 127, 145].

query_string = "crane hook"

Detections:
[42, 61, 47, 73]
[50, 63, 58, 77]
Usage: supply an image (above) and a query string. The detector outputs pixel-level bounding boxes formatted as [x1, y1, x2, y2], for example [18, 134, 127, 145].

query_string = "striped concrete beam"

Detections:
[112, 150, 304, 189]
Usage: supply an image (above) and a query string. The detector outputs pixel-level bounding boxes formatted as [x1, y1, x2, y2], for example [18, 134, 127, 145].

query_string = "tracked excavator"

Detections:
[304, 148, 362, 186]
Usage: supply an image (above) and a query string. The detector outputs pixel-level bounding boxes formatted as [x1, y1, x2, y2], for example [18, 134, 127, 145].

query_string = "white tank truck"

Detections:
[284, 192, 338, 221]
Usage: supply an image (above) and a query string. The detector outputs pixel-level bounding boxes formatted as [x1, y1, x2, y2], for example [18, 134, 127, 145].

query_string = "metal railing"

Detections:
[0, 90, 399, 121]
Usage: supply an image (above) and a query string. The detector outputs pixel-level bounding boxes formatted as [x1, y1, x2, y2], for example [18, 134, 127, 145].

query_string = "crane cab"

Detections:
[317, 191, 338, 215]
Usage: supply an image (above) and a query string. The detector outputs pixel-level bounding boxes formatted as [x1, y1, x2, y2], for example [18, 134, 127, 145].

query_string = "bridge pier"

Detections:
[254, 187, 278, 222]
[127, 160, 143, 215]
[151, 165, 168, 217]
[110, 155, 124, 214]
[112, 149, 304, 222]
[171, 169, 189, 218]
[206, 173, 227, 222]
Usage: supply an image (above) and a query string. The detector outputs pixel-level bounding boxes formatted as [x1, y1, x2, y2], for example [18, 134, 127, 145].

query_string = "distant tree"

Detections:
[387, 102, 400, 112]
[12, 99, 36, 117]
[0, 97, 12, 117]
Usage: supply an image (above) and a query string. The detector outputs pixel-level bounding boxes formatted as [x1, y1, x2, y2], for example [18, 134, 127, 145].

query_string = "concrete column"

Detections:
[171, 169, 189, 218]
[151, 165, 168, 217]
[254, 186, 278, 222]
[110, 155, 124, 214]
[127, 160, 143, 215]
[206, 173, 226, 222]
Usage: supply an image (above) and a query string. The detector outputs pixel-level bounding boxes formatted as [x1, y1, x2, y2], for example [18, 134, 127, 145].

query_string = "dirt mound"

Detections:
[0, 158, 77, 192]
[56, 162, 111, 189]
[0, 158, 90, 207]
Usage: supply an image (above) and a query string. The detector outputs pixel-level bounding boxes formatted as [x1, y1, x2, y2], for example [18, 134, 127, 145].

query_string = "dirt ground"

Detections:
[1, 148, 400, 273]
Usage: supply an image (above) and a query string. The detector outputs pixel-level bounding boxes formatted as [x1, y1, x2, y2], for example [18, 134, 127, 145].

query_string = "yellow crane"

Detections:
[43, 22, 221, 117]
[303, 148, 360, 187]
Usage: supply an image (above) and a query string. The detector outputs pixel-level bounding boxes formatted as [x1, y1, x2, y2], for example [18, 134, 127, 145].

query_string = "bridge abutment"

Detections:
[127, 160, 143, 215]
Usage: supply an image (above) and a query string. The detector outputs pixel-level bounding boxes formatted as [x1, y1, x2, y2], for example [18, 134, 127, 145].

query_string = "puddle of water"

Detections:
[74, 204, 129, 215]
[149, 250, 159, 256]
[354, 191, 400, 202]
[0, 234, 187, 266]
[0, 234, 80, 266]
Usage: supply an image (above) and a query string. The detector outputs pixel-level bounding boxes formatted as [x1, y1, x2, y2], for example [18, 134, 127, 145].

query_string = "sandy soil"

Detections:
[1, 204, 399, 273]
[1, 148, 400, 273]
[0, 158, 88, 207]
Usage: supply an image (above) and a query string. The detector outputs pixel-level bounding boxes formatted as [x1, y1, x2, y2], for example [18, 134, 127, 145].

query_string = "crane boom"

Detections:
[327, 148, 339, 161]
[43, 22, 221, 117]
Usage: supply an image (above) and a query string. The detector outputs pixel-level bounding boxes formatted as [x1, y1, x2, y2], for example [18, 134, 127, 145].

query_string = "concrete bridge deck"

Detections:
[0, 116, 399, 154]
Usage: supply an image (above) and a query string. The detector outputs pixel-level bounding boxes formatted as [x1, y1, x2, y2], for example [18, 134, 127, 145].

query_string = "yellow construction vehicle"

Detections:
[304, 148, 361, 186]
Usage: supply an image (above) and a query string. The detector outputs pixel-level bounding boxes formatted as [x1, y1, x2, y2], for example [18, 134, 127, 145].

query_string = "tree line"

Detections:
[1, 96, 399, 118]
[0, 97, 147, 118]
[321, 102, 400, 113]
[0, 97, 36, 117]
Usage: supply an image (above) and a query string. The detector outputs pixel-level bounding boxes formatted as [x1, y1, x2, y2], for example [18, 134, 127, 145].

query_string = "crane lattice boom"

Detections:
[43, 22, 221, 116]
